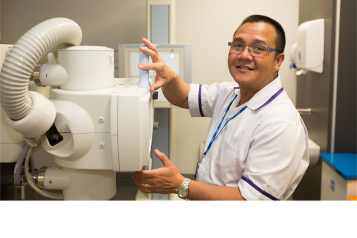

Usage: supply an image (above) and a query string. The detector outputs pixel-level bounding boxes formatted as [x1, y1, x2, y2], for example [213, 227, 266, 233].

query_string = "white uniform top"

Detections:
[188, 75, 309, 200]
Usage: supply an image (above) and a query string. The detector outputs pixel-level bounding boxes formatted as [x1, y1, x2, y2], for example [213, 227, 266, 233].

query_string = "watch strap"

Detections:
[177, 178, 191, 199]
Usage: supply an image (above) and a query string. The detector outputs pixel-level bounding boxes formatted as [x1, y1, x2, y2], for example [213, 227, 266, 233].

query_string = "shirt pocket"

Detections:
[214, 137, 241, 186]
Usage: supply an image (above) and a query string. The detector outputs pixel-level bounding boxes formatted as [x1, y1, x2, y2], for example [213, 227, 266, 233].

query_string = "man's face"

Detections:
[228, 22, 284, 91]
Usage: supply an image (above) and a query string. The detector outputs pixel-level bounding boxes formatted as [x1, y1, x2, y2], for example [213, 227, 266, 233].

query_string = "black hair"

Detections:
[233, 15, 286, 53]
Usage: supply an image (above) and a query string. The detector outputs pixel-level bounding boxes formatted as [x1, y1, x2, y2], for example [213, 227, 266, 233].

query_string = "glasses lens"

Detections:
[249, 44, 267, 56]
[229, 42, 269, 57]
[229, 42, 244, 54]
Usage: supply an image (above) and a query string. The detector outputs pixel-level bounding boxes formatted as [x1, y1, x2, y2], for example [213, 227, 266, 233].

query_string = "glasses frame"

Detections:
[228, 42, 281, 57]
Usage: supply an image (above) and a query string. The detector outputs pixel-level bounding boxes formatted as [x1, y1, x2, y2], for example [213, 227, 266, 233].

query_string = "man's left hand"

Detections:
[133, 149, 185, 194]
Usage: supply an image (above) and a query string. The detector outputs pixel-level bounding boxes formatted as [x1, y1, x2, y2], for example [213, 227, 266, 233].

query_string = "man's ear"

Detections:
[274, 53, 285, 72]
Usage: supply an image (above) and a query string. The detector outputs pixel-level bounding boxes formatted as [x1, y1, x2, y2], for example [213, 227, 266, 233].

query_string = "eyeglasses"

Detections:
[228, 42, 281, 57]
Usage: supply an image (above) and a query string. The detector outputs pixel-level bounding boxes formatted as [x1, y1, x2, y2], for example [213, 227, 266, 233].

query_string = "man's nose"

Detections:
[239, 46, 252, 60]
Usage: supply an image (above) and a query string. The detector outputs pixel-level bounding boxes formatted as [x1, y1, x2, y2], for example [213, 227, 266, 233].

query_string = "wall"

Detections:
[0, 0, 147, 77]
[1, 0, 147, 47]
[175, 0, 299, 103]
[293, 0, 336, 201]
[334, 0, 356, 153]
[296, 0, 336, 154]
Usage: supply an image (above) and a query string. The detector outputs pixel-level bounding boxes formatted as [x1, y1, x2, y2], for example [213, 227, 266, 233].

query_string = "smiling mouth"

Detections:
[236, 66, 253, 70]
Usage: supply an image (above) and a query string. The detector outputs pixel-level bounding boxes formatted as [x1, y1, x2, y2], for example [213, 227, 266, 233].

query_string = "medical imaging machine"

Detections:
[0, 18, 154, 200]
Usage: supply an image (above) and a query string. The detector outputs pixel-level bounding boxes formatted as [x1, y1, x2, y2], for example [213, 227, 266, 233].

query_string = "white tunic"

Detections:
[188, 75, 309, 200]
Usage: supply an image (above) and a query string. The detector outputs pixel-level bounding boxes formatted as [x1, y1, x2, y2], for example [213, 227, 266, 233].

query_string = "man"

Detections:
[133, 15, 309, 200]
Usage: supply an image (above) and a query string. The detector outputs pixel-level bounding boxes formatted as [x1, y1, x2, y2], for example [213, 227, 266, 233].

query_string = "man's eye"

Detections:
[252, 45, 266, 51]
[233, 43, 244, 48]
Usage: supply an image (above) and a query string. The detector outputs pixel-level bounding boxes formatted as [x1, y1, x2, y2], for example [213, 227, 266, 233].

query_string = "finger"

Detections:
[132, 172, 140, 182]
[134, 170, 158, 182]
[138, 62, 164, 72]
[154, 149, 171, 166]
[133, 174, 144, 187]
[150, 84, 157, 93]
[137, 183, 152, 193]
[142, 38, 158, 54]
[150, 80, 166, 93]
[133, 171, 146, 184]
[133, 175, 153, 192]
[139, 46, 159, 62]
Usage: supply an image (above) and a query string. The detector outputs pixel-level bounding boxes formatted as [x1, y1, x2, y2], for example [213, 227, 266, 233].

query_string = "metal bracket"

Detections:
[29, 63, 45, 87]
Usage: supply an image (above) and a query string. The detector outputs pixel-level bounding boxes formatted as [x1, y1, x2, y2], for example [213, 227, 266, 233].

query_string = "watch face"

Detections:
[178, 187, 188, 198]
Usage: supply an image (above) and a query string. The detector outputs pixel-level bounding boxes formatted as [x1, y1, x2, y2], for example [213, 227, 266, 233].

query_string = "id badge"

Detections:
[194, 155, 205, 181]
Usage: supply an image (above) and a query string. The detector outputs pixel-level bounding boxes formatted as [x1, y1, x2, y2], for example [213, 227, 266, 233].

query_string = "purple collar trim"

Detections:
[198, 85, 283, 117]
[254, 87, 284, 111]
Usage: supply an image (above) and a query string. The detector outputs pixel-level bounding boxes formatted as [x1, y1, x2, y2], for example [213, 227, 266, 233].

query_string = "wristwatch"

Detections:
[177, 178, 191, 199]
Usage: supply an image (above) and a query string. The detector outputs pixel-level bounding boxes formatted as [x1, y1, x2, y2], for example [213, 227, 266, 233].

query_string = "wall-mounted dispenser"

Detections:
[290, 19, 324, 75]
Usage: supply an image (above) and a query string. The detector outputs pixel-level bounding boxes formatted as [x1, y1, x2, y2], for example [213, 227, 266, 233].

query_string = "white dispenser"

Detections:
[291, 19, 324, 74]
